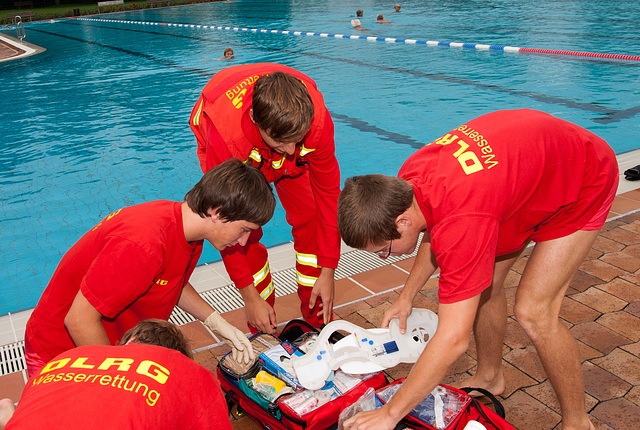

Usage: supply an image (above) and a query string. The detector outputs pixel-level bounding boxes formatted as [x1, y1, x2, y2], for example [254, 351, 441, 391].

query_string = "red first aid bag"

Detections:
[217, 320, 389, 430]
[376, 379, 517, 430]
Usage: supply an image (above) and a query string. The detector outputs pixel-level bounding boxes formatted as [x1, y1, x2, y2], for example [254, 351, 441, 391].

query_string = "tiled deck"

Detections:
[5, 187, 640, 429]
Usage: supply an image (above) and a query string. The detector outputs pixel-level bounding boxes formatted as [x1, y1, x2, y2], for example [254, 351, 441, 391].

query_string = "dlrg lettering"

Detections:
[31, 356, 170, 406]
[430, 125, 499, 175]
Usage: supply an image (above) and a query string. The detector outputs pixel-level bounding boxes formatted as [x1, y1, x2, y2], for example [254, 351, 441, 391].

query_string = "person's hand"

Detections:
[204, 311, 255, 364]
[343, 407, 399, 430]
[381, 295, 413, 334]
[309, 267, 335, 324]
[240, 286, 278, 334]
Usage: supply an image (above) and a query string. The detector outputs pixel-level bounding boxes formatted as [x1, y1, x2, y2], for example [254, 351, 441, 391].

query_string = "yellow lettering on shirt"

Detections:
[136, 360, 170, 384]
[31, 355, 173, 406]
[429, 127, 500, 175]
[225, 74, 262, 109]
[70, 357, 96, 369]
[98, 358, 134, 372]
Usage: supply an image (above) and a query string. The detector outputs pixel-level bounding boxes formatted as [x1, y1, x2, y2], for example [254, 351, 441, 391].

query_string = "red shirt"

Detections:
[6, 344, 231, 430]
[190, 63, 340, 269]
[399, 109, 618, 304]
[26, 201, 203, 364]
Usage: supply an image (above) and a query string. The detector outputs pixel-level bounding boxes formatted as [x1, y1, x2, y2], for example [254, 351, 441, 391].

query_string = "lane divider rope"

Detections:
[73, 17, 640, 62]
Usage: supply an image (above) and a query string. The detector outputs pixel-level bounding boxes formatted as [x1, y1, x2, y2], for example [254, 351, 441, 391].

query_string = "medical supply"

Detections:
[220, 333, 282, 377]
[377, 383, 469, 430]
[256, 371, 288, 394]
[292, 308, 438, 390]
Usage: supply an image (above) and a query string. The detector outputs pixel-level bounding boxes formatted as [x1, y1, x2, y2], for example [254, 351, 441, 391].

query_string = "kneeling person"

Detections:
[25, 160, 275, 377]
[3, 319, 232, 429]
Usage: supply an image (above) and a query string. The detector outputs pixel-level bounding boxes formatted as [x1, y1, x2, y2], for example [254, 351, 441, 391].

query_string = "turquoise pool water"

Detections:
[1, 0, 639, 314]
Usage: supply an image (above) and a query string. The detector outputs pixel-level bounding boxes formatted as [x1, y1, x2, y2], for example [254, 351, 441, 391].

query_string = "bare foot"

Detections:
[0, 398, 16, 429]
[450, 373, 506, 397]
[560, 417, 595, 430]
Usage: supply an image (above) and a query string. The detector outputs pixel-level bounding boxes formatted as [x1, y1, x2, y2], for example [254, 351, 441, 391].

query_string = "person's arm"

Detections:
[308, 266, 335, 324]
[178, 283, 255, 363]
[344, 295, 480, 430]
[177, 282, 216, 321]
[238, 283, 278, 334]
[308, 111, 341, 271]
[381, 235, 438, 332]
[64, 290, 111, 346]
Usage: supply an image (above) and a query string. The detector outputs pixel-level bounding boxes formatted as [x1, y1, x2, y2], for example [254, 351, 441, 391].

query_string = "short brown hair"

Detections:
[121, 319, 192, 359]
[251, 71, 314, 142]
[185, 159, 275, 225]
[338, 175, 414, 249]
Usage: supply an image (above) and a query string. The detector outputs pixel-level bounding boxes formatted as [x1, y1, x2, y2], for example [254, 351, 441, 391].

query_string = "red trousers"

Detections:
[221, 171, 328, 331]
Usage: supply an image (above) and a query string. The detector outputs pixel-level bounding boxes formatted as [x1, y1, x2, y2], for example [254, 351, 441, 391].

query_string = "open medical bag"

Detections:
[217, 320, 388, 430]
[374, 379, 517, 430]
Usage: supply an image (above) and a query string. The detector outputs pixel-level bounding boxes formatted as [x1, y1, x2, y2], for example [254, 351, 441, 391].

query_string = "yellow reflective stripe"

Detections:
[253, 261, 270, 286]
[296, 252, 318, 268]
[192, 100, 204, 126]
[248, 148, 262, 163]
[271, 156, 285, 169]
[259, 280, 275, 300]
[299, 144, 316, 157]
[296, 271, 318, 287]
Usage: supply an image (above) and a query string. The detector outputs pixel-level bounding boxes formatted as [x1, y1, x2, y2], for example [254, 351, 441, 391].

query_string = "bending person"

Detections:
[24, 160, 276, 377]
[338, 109, 617, 430]
[3, 319, 232, 429]
[190, 63, 341, 333]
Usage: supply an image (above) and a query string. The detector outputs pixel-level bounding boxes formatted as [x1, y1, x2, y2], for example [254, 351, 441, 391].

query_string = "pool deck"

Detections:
[0, 31, 45, 62]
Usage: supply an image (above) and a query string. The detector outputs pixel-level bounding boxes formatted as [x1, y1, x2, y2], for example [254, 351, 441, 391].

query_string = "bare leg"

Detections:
[515, 230, 599, 430]
[0, 398, 15, 430]
[452, 248, 524, 395]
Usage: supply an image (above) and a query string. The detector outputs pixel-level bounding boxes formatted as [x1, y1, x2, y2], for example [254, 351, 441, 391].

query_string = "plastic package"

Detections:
[256, 371, 288, 394]
[377, 384, 468, 430]
[220, 333, 281, 377]
[248, 372, 293, 403]
[337, 387, 381, 430]
[278, 371, 365, 417]
[259, 341, 304, 389]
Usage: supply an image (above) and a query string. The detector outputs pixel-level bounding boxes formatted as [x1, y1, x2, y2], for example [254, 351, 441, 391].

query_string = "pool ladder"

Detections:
[13, 16, 26, 41]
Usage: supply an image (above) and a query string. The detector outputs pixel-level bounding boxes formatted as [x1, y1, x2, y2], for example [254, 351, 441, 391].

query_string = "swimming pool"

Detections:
[1, 0, 639, 315]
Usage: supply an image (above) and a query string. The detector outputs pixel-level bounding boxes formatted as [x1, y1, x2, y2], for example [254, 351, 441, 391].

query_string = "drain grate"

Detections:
[1, 341, 25, 375]
[170, 246, 418, 325]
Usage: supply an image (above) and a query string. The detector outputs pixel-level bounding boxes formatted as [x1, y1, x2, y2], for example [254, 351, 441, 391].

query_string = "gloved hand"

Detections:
[204, 311, 255, 364]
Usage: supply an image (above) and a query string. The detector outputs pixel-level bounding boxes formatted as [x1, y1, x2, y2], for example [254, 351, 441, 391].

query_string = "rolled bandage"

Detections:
[256, 370, 287, 393]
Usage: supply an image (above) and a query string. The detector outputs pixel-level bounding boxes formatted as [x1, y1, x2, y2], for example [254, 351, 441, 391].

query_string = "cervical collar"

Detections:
[292, 308, 438, 390]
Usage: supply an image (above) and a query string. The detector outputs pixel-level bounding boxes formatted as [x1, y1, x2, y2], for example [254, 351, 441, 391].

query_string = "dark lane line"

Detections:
[31, 22, 639, 128]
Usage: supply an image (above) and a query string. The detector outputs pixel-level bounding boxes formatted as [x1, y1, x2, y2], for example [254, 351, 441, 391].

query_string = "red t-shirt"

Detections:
[26, 201, 203, 364]
[6, 344, 231, 430]
[190, 63, 341, 269]
[399, 109, 618, 304]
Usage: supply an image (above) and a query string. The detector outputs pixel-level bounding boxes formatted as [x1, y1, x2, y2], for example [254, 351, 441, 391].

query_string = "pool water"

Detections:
[1, 0, 639, 314]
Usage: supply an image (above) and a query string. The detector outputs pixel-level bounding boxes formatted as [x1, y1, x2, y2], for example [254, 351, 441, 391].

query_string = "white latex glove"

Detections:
[204, 311, 255, 364]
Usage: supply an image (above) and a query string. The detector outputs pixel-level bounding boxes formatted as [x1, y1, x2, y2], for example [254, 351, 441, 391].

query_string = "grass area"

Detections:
[1, 0, 219, 25]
